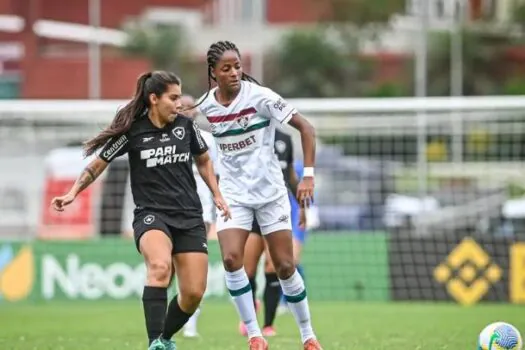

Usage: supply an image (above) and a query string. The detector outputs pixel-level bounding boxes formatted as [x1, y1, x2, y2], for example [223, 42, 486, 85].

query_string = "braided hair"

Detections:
[193, 40, 260, 108]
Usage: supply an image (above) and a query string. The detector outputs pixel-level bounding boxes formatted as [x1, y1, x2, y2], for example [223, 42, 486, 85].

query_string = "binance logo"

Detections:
[434, 237, 502, 305]
[0, 244, 34, 302]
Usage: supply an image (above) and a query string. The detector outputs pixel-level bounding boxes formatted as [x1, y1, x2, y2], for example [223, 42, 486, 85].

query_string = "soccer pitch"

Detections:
[2, 301, 524, 349]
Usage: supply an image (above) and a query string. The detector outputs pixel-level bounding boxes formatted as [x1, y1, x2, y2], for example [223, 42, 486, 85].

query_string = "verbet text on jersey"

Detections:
[219, 135, 256, 152]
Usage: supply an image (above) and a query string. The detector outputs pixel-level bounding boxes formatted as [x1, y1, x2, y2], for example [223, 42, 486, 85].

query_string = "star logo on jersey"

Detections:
[143, 215, 155, 225]
[172, 127, 185, 140]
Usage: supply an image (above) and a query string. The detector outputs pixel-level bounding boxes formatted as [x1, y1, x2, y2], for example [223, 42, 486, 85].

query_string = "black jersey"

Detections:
[99, 114, 208, 225]
[274, 129, 294, 189]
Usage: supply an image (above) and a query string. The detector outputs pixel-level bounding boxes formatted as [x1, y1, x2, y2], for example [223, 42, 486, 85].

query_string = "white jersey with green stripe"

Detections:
[198, 81, 297, 205]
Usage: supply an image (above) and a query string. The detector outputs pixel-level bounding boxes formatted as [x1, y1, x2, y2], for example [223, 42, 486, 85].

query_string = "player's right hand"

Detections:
[213, 194, 232, 222]
[51, 193, 76, 212]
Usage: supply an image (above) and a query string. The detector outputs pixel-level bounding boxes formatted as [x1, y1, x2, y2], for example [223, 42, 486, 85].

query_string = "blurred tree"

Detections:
[511, 1, 525, 38]
[503, 77, 525, 95]
[268, 0, 405, 97]
[267, 29, 350, 97]
[426, 30, 508, 95]
[364, 81, 409, 97]
[122, 23, 186, 71]
[314, 0, 405, 95]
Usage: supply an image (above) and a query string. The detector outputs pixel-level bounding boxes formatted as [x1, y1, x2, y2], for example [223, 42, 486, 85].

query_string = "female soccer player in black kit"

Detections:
[51, 71, 231, 350]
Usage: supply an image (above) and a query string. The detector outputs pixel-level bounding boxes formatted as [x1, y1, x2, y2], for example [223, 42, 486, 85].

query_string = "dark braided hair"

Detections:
[193, 40, 260, 109]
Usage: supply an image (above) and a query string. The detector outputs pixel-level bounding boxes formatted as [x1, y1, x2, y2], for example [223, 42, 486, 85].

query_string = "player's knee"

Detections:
[264, 256, 276, 273]
[180, 285, 205, 312]
[222, 252, 243, 272]
[146, 259, 172, 286]
[275, 259, 295, 280]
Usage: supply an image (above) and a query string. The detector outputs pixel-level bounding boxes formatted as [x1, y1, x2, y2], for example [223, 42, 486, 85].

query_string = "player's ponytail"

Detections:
[84, 71, 180, 158]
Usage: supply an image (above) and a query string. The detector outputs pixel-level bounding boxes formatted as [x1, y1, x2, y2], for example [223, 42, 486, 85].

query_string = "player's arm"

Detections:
[194, 152, 219, 197]
[284, 113, 316, 205]
[287, 114, 315, 178]
[190, 121, 231, 220]
[51, 134, 130, 211]
[51, 157, 108, 211]
[71, 158, 108, 196]
[262, 88, 316, 204]
[286, 137, 299, 197]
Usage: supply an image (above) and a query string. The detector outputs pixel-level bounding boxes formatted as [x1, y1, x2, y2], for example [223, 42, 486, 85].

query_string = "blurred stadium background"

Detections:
[1, 0, 525, 349]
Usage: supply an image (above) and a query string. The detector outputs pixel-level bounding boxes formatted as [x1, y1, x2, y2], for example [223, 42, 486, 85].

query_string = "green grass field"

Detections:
[1, 301, 524, 349]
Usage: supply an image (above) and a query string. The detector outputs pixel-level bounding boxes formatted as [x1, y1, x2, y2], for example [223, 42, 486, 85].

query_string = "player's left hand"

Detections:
[297, 176, 314, 207]
[214, 195, 232, 221]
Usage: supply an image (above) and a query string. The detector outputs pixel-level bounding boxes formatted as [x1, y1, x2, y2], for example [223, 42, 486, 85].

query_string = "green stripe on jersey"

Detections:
[215, 120, 270, 138]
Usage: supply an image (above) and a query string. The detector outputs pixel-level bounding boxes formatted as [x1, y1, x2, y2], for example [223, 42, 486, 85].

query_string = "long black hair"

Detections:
[84, 71, 181, 157]
[193, 40, 260, 108]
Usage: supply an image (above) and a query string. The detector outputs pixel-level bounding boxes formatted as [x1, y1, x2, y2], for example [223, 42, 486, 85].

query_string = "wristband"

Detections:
[303, 167, 314, 178]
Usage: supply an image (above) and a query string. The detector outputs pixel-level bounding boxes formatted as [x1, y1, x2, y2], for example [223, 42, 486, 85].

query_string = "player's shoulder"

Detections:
[199, 129, 215, 144]
[170, 114, 196, 131]
[126, 115, 148, 137]
[196, 88, 218, 113]
[176, 114, 193, 125]
[199, 129, 213, 137]
[243, 81, 276, 100]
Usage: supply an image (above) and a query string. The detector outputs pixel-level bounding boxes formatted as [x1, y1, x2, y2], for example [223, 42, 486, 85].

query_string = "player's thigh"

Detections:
[255, 194, 293, 236]
[244, 222, 265, 277]
[133, 212, 173, 278]
[216, 203, 253, 268]
[170, 223, 209, 300]
[216, 202, 253, 234]
[256, 195, 295, 276]
[173, 252, 208, 302]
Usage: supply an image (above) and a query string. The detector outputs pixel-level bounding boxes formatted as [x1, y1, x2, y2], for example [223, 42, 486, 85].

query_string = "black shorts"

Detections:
[251, 218, 262, 235]
[133, 210, 208, 255]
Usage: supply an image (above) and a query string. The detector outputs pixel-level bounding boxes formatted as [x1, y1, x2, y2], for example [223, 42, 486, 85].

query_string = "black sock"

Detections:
[142, 286, 168, 345]
[248, 276, 257, 308]
[263, 272, 281, 327]
[161, 295, 193, 340]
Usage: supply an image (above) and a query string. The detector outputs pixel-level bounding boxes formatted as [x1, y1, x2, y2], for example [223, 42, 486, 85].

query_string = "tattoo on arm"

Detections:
[85, 167, 96, 181]
[76, 166, 99, 193]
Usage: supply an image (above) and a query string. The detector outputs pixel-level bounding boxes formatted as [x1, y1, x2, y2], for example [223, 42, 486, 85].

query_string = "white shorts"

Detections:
[216, 194, 292, 235]
[202, 203, 214, 224]
[195, 173, 215, 224]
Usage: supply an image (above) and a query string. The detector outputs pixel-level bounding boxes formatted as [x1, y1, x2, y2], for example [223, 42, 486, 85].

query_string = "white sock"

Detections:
[225, 268, 261, 338]
[279, 269, 316, 343]
[184, 307, 200, 333]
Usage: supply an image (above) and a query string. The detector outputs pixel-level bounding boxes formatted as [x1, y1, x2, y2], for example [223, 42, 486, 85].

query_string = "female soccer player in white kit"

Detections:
[195, 41, 323, 350]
